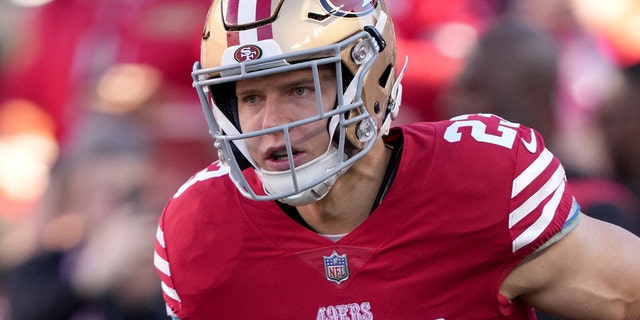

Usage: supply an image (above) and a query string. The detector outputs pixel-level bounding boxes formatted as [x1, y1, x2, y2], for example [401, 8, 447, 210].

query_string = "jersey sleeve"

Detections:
[440, 113, 580, 260]
[153, 161, 235, 319]
[154, 204, 183, 317]
[506, 117, 580, 259]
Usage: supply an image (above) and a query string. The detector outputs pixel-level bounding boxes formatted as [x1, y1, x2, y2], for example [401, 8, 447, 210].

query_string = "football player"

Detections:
[154, 0, 640, 319]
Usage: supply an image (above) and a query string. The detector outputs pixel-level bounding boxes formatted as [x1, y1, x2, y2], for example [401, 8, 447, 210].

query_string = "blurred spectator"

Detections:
[598, 64, 640, 204]
[0, 0, 214, 229]
[0, 0, 210, 146]
[507, 0, 616, 176]
[0, 0, 215, 319]
[444, 16, 558, 141]
[568, 57, 640, 242]
[0, 60, 216, 318]
[1, 109, 165, 320]
[386, 0, 505, 123]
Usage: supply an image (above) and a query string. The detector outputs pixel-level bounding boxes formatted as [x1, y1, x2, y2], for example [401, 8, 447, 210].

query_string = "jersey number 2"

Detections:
[444, 114, 519, 149]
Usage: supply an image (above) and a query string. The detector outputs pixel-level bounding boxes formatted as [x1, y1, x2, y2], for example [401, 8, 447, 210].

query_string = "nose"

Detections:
[260, 95, 289, 132]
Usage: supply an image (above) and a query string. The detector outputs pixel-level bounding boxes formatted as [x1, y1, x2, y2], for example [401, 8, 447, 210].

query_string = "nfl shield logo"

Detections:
[323, 251, 349, 284]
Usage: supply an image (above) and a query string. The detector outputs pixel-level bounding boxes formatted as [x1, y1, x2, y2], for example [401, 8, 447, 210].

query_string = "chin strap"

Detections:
[258, 146, 342, 206]
[211, 105, 257, 168]
[380, 55, 408, 137]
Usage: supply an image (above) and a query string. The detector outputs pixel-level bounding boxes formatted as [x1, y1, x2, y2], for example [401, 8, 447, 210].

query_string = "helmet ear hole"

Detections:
[378, 64, 393, 89]
[335, 62, 360, 152]
[209, 82, 251, 170]
[340, 62, 354, 93]
[210, 82, 241, 129]
[378, 63, 394, 116]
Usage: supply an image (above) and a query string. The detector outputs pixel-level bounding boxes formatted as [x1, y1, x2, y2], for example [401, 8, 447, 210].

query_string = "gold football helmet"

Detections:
[192, 0, 406, 205]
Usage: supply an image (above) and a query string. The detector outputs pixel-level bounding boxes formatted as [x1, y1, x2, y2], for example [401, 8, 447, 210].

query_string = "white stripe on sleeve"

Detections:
[512, 179, 566, 252]
[156, 226, 166, 248]
[154, 251, 171, 277]
[162, 281, 182, 302]
[509, 165, 565, 228]
[512, 148, 553, 198]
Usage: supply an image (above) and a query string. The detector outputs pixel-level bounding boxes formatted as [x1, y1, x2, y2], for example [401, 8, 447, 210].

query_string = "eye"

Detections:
[290, 86, 316, 99]
[292, 87, 307, 96]
[243, 94, 260, 104]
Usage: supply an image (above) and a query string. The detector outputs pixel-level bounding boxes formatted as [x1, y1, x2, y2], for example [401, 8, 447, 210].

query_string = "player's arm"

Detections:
[500, 213, 640, 319]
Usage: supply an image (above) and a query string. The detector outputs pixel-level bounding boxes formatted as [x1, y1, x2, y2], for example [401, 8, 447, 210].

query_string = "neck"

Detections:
[295, 140, 392, 235]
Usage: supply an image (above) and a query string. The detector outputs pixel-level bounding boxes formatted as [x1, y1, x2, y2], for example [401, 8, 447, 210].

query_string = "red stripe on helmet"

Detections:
[227, 32, 240, 46]
[257, 25, 273, 41]
[225, 0, 272, 45]
[255, 0, 272, 20]
[256, 0, 273, 40]
[226, 0, 241, 45]
[226, 0, 240, 24]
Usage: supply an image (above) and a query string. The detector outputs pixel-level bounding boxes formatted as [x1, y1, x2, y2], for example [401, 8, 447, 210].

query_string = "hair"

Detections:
[450, 16, 559, 138]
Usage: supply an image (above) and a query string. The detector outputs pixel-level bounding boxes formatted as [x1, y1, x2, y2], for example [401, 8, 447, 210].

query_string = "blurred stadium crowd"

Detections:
[0, 0, 638, 319]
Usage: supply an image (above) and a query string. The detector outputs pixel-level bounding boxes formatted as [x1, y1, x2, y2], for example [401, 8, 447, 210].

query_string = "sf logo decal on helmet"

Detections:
[319, 0, 378, 17]
[234, 44, 263, 62]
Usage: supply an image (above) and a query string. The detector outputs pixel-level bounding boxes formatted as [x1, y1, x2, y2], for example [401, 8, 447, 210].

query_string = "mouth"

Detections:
[263, 147, 302, 171]
[270, 149, 299, 160]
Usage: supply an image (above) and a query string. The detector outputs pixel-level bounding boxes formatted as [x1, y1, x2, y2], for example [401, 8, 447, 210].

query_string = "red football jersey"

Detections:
[154, 114, 579, 319]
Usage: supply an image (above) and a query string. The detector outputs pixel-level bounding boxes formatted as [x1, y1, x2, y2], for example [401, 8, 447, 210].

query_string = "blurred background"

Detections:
[0, 0, 638, 319]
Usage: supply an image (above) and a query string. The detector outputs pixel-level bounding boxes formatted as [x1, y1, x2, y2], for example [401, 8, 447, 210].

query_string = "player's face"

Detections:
[236, 66, 337, 172]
